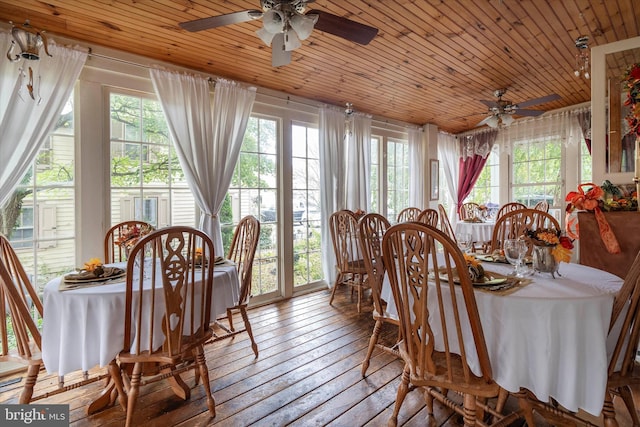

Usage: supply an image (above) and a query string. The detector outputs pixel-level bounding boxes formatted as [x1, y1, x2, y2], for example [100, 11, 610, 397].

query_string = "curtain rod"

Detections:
[87, 48, 216, 83]
[86, 48, 416, 131]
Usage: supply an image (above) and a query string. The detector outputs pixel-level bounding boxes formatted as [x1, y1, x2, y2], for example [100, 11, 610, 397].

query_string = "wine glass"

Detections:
[504, 239, 527, 277]
[458, 233, 473, 253]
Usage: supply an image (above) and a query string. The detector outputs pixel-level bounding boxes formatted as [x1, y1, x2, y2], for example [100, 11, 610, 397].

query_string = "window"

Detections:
[109, 91, 195, 229]
[369, 135, 410, 220]
[580, 140, 592, 183]
[512, 138, 563, 208]
[9, 207, 34, 249]
[386, 139, 410, 220]
[291, 123, 323, 288]
[225, 116, 280, 297]
[0, 96, 76, 292]
[369, 137, 380, 213]
[465, 147, 500, 211]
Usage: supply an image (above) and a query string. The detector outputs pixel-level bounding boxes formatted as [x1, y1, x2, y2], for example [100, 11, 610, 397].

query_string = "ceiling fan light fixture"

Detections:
[501, 114, 514, 126]
[290, 13, 317, 40]
[256, 27, 276, 46]
[486, 115, 499, 128]
[284, 30, 302, 51]
[262, 9, 285, 33]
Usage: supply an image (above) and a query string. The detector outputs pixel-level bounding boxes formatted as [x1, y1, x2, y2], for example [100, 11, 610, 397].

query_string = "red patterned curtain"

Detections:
[457, 129, 498, 216]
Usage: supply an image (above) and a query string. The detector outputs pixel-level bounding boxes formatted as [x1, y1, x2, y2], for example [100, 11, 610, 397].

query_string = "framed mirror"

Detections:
[592, 36, 640, 184]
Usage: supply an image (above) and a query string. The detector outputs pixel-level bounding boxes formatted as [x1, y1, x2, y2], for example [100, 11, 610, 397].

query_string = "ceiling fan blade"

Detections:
[479, 99, 499, 108]
[516, 93, 561, 109]
[476, 116, 494, 127]
[271, 33, 291, 67]
[307, 10, 378, 45]
[514, 109, 545, 117]
[179, 10, 262, 32]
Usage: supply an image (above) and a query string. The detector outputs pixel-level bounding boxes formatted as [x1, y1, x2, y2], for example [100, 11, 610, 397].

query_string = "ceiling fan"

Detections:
[476, 89, 561, 128]
[179, 0, 379, 67]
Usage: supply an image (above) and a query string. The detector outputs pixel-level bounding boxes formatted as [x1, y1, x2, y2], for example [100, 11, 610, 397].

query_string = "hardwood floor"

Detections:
[0, 287, 637, 426]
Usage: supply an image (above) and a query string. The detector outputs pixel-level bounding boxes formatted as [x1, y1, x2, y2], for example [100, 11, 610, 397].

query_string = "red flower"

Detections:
[628, 64, 640, 82]
[559, 236, 574, 250]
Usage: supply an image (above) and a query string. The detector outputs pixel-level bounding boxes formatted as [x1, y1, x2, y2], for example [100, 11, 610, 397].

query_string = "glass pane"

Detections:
[111, 142, 142, 186]
[142, 98, 170, 144]
[111, 94, 141, 141]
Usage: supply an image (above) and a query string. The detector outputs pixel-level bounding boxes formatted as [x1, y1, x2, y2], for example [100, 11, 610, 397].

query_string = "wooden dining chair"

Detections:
[459, 202, 480, 221]
[495, 202, 527, 222]
[533, 200, 549, 212]
[104, 220, 154, 263]
[329, 210, 369, 313]
[0, 234, 110, 405]
[357, 213, 400, 377]
[516, 250, 640, 427]
[215, 215, 260, 357]
[417, 208, 439, 227]
[490, 208, 560, 255]
[438, 203, 458, 245]
[109, 226, 216, 427]
[382, 223, 516, 426]
[396, 207, 422, 223]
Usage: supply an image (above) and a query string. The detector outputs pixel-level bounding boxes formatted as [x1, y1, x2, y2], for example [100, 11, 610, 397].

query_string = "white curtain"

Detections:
[495, 110, 583, 151]
[408, 127, 424, 207]
[319, 106, 346, 285]
[437, 132, 459, 224]
[345, 113, 371, 211]
[150, 69, 256, 251]
[0, 34, 87, 206]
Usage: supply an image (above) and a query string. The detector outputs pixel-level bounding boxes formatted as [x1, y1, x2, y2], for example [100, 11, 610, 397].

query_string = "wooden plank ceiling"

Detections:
[1, 0, 639, 134]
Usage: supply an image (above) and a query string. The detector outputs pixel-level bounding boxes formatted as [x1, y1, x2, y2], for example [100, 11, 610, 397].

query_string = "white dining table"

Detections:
[42, 262, 239, 377]
[381, 260, 624, 417]
[455, 220, 495, 244]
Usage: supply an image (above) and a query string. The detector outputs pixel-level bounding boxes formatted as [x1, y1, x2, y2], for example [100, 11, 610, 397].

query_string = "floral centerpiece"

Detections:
[525, 228, 574, 278]
[115, 224, 154, 254]
[623, 63, 640, 138]
[354, 208, 366, 219]
[525, 229, 573, 263]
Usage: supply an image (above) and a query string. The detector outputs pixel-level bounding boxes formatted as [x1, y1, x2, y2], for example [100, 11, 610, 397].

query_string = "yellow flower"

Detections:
[536, 231, 560, 245]
[552, 245, 572, 263]
[463, 253, 480, 267]
[195, 247, 203, 256]
[84, 257, 103, 272]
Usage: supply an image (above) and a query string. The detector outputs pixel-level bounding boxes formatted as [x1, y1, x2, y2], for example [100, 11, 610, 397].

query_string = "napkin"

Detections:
[64, 266, 125, 282]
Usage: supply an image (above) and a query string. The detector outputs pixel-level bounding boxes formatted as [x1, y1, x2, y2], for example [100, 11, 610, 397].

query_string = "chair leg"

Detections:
[389, 365, 411, 427]
[125, 362, 142, 427]
[195, 345, 216, 417]
[618, 385, 640, 426]
[240, 306, 259, 357]
[362, 319, 383, 377]
[226, 308, 235, 331]
[602, 390, 620, 427]
[19, 362, 40, 404]
[108, 360, 128, 411]
[463, 393, 477, 426]
[329, 273, 343, 305]
[495, 387, 509, 414]
[516, 390, 538, 427]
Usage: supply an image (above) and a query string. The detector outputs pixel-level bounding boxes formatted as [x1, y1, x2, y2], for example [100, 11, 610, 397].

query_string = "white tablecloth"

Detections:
[381, 261, 623, 416]
[42, 263, 239, 376]
[455, 220, 495, 244]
